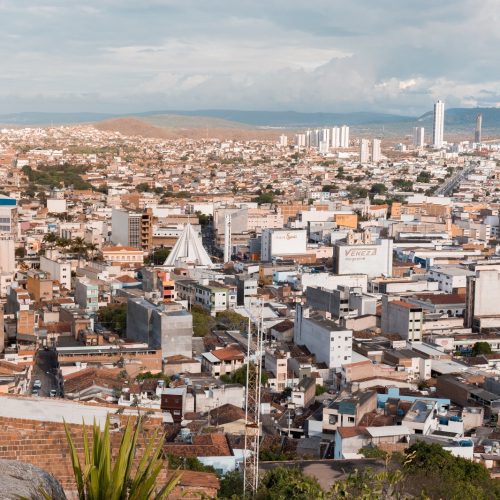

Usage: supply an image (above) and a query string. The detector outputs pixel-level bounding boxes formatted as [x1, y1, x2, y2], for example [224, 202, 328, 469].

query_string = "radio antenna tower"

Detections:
[243, 300, 264, 497]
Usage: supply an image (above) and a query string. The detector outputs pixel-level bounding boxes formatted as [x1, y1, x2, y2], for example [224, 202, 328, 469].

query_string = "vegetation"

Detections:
[358, 445, 388, 459]
[22, 163, 92, 190]
[346, 184, 369, 199]
[216, 310, 249, 332]
[64, 416, 181, 500]
[145, 247, 171, 265]
[315, 384, 327, 396]
[220, 363, 268, 386]
[472, 341, 492, 356]
[256, 467, 324, 500]
[392, 179, 413, 191]
[259, 445, 297, 462]
[416, 171, 432, 183]
[136, 371, 170, 384]
[98, 303, 128, 335]
[191, 304, 216, 337]
[252, 191, 274, 204]
[166, 454, 215, 473]
[369, 183, 387, 195]
[218, 470, 244, 499]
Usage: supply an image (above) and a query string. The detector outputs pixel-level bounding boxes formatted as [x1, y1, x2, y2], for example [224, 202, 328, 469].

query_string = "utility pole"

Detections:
[243, 300, 264, 497]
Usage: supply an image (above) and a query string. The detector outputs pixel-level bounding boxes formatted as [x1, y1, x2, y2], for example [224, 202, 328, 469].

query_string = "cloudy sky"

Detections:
[1, 0, 499, 115]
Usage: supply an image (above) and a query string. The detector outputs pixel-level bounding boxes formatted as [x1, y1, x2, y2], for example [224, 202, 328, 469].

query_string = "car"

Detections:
[33, 379, 42, 389]
[31, 389, 39, 396]
[49, 389, 57, 398]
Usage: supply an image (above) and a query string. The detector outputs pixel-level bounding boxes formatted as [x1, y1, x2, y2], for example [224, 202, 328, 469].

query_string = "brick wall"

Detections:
[0, 416, 218, 498]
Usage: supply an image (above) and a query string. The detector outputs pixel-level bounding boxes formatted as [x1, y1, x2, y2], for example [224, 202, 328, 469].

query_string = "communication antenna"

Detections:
[243, 299, 264, 497]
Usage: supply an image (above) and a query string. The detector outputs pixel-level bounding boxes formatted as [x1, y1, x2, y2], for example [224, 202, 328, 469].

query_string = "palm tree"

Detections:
[64, 416, 181, 499]
[86, 242, 99, 260]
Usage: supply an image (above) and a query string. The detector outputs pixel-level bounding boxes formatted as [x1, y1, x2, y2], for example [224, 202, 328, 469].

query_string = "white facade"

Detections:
[427, 266, 474, 293]
[47, 199, 67, 213]
[335, 239, 393, 278]
[261, 228, 307, 261]
[0, 235, 15, 274]
[413, 127, 425, 148]
[40, 256, 71, 291]
[359, 139, 370, 163]
[372, 139, 381, 163]
[294, 306, 352, 370]
[432, 100, 445, 148]
[331, 127, 340, 148]
[340, 125, 350, 148]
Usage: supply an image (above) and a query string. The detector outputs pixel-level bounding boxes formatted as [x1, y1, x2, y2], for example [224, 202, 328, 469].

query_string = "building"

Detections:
[165, 223, 213, 268]
[0, 235, 15, 274]
[26, 270, 53, 304]
[413, 127, 425, 148]
[294, 305, 352, 371]
[333, 232, 393, 278]
[340, 125, 350, 148]
[359, 139, 370, 164]
[102, 246, 144, 265]
[465, 268, 500, 331]
[261, 228, 307, 262]
[201, 346, 245, 377]
[427, 265, 474, 294]
[432, 99, 445, 148]
[235, 274, 258, 306]
[381, 296, 424, 341]
[475, 113, 482, 143]
[111, 208, 152, 252]
[74, 277, 99, 312]
[40, 256, 71, 290]
[291, 376, 316, 408]
[126, 298, 193, 359]
[0, 195, 16, 234]
[194, 282, 236, 315]
[372, 139, 381, 163]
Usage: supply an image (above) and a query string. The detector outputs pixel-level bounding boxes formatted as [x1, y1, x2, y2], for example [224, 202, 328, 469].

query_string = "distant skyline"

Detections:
[1, 1, 500, 114]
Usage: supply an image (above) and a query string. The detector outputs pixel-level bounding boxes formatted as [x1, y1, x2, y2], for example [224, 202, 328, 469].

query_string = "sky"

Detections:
[1, 0, 500, 115]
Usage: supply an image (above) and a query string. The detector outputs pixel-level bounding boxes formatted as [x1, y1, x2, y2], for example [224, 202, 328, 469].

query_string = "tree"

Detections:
[15, 247, 26, 258]
[392, 179, 413, 191]
[256, 467, 324, 500]
[191, 305, 216, 337]
[98, 303, 127, 335]
[315, 385, 327, 396]
[218, 470, 244, 499]
[64, 416, 181, 499]
[216, 310, 248, 332]
[416, 171, 432, 183]
[369, 183, 387, 196]
[136, 182, 150, 192]
[472, 341, 492, 356]
[146, 247, 171, 265]
[166, 454, 215, 473]
[252, 192, 274, 205]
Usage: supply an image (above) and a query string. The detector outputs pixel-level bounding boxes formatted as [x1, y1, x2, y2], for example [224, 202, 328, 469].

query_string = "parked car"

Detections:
[49, 389, 57, 397]
[33, 379, 42, 389]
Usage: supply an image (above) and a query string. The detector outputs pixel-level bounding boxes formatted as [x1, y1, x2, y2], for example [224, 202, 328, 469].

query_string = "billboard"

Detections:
[270, 229, 307, 256]
[336, 240, 393, 278]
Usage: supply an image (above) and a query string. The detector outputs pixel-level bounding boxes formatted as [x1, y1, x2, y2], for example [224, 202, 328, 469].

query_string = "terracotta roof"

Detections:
[63, 367, 122, 394]
[413, 293, 466, 305]
[208, 404, 245, 424]
[271, 319, 294, 332]
[210, 346, 245, 361]
[115, 275, 139, 283]
[164, 433, 232, 458]
[337, 426, 367, 439]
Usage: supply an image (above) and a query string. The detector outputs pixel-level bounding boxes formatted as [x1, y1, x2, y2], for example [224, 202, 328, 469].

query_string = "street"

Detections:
[30, 349, 60, 397]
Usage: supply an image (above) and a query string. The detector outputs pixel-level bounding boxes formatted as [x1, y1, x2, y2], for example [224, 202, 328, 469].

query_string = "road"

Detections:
[30, 349, 61, 397]
[434, 162, 477, 196]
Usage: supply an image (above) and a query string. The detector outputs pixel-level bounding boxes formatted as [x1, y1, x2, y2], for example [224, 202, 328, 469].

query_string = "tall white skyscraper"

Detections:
[432, 100, 445, 148]
[295, 133, 306, 148]
[359, 139, 370, 163]
[305, 130, 312, 148]
[413, 127, 425, 148]
[331, 127, 340, 148]
[278, 134, 288, 147]
[340, 125, 350, 148]
[322, 128, 330, 146]
[372, 139, 381, 163]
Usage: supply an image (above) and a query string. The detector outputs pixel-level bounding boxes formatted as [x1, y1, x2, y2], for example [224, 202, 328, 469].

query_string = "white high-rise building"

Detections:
[372, 139, 381, 163]
[0, 235, 15, 274]
[359, 139, 370, 163]
[312, 129, 321, 148]
[331, 127, 340, 148]
[413, 127, 425, 148]
[295, 134, 306, 148]
[432, 100, 445, 148]
[322, 128, 330, 147]
[305, 130, 312, 148]
[278, 134, 288, 147]
[319, 141, 329, 154]
[340, 125, 350, 148]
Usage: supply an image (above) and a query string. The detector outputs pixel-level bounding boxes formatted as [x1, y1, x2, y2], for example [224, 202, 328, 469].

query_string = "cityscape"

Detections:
[2, 1, 500, 499]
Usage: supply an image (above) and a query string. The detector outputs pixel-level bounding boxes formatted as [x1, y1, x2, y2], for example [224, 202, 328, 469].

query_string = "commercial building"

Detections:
[333, 232, 393, 278]
[261, 228, 307, 262]
[102, 246, 144, 265]
[0, 235, 15, 274]
[381, 296, 424, 341]
[372, 139, 381, 163]
[465, 268, 500, 331]
[26, 270, 53, 304]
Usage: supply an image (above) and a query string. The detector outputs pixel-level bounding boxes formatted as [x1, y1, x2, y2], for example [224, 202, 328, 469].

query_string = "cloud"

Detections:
[0, 0, 499, 113]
